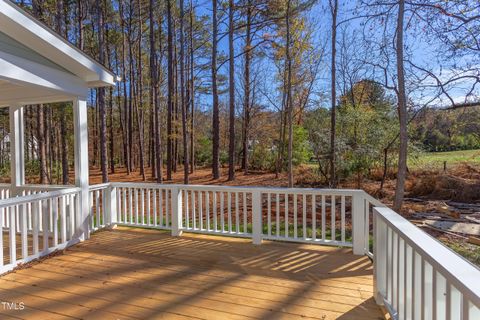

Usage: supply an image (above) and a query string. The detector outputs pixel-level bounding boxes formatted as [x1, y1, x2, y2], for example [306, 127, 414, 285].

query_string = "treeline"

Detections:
[412, 106, 480, 152]
[11, 0, 322, 186]
[3, 0, 478, 210]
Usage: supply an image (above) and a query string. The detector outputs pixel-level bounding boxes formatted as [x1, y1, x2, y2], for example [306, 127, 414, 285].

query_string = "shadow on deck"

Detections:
[0, 227, 384, 319]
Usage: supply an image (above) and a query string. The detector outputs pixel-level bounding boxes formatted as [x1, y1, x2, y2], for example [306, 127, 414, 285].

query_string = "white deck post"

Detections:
[9, 104, 25, 196]
[106, 185, 117, 227]
[373, 208, 387, 305]
[352, 192, 366, 255]
[171, 187, 183, 236]
[252, 191, 262, 245]
[73, 97, 89, 240]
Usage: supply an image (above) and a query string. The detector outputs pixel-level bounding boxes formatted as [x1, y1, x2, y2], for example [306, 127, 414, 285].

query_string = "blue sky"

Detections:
[193, 0, 478, 111]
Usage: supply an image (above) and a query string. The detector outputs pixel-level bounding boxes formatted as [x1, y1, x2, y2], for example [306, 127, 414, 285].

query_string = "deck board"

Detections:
[1, 227, 384, 319]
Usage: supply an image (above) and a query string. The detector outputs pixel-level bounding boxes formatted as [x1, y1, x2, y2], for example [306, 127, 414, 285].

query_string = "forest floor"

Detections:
[89, 156, 480, 267]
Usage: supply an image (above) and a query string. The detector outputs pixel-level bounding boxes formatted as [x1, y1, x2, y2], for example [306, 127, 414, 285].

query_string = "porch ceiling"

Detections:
[0, 80, 76, 107]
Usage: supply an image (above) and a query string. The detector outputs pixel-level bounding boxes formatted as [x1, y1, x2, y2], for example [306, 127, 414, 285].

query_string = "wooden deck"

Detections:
[0, 227, 384, 320]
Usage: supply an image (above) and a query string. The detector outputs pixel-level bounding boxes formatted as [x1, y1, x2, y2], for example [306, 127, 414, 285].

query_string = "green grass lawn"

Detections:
[409, 149, 480, 170]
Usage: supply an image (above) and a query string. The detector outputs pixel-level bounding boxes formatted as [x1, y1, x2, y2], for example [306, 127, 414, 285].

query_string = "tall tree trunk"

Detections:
[119, 0, 131, 174]
[329, 0, 338, 188]
[127, 0, 134, 172]
[97, 0, 108, 183]
[394, 0, 408, 211]
[149, 0, 157, 180]
[212, 0, 220, 179]
[286, 0, 294, 188]
[227, 0, 236, 181]
[242, 0, 252, 175]
[136, 0, 146, 180]
[166, 0, 174, 180]
[105, 12, 115, 175]
[155, 9, 164, 182]
[180, 0, 189, 184]
[189, 1, 195, 174]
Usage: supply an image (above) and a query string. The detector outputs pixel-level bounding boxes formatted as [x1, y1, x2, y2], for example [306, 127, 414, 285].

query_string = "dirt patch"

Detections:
[409, 174, 480, 202]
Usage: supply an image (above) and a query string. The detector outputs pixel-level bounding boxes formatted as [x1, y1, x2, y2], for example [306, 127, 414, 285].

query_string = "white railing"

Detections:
[0, 184, 73, 231]
[89, 183, 375, 254]
[0, 187, 81, 274]
[111, 183, 173, 230]
[374, 207, 480, 320]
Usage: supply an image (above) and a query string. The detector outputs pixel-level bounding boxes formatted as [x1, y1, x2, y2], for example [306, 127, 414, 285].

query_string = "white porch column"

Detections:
[9, 104, 25, 195]
[73, 97, 89, 240]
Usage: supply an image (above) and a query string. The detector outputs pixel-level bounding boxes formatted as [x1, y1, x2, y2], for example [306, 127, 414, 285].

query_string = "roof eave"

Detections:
[1, 0, 116, 87]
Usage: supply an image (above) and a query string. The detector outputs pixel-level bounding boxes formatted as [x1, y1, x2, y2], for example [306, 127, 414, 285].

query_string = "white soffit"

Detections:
[0, 0, 115, 87]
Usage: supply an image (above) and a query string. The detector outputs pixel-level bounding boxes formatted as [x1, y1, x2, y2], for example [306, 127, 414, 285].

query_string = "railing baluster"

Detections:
[399, 238, 405, 319]
[69, 194, 75, 240]
[206, 192, 210, 231]
[165, 189, 170, 227]
[153, 189, 157, 227]
[116, 187, 121, 224]
[302, 194, 306, 240]
[42, 200, 49, 251]
[147, 189, 151, 226]
[53, 198, 58, 247]
[140, 189, 145, 225]
[387, 226, 392, 302]
[160, 189, 165, 227]
[228, 192, 232, 233]
[341, 195, 345, 243]
[199, 191, 204, 230]
[405, 244, 413, 320]
[437, 272, 447, 320]
[9, 206, 16, 265]
[21, 203, 28, 259]
[284, 193, 289, 238]
[293, 194, 297, 239]
[321, 195, 326, 241]
[213, 191, 218, 231]
[122, 188, 127, 224]
[267, 193, 271, 237]
[60, 195, 67, 244]
[331, 195, 336, 241]
[102, 189, 107, 226]
[184, 190, 189, 229]
[366, 200, 371, 252]
[424, 261, 433, 320]
[220, 192, 225, 232]
[312, 195, 316, 241]
[243, 192, 247, 234]
[28, 197, 32, 232]
[276, 193, 280, 237]
[235, 192, 239, 233]
[0, 200, 3, 266]
[192, 190, 196, 230]
[135, 188, 139, 224]
[449, 285, 460, 320]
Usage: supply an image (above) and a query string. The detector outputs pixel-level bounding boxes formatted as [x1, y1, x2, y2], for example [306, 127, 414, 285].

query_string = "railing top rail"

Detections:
[21, 184, 73, 190]
[89, 183, 110, 191]
[0, 187, 80, 208]
[0, 184, 73, 190]
[109, 182, 366, 195]
[364, 193, 385, 207]
[375, 206, 480, 306]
